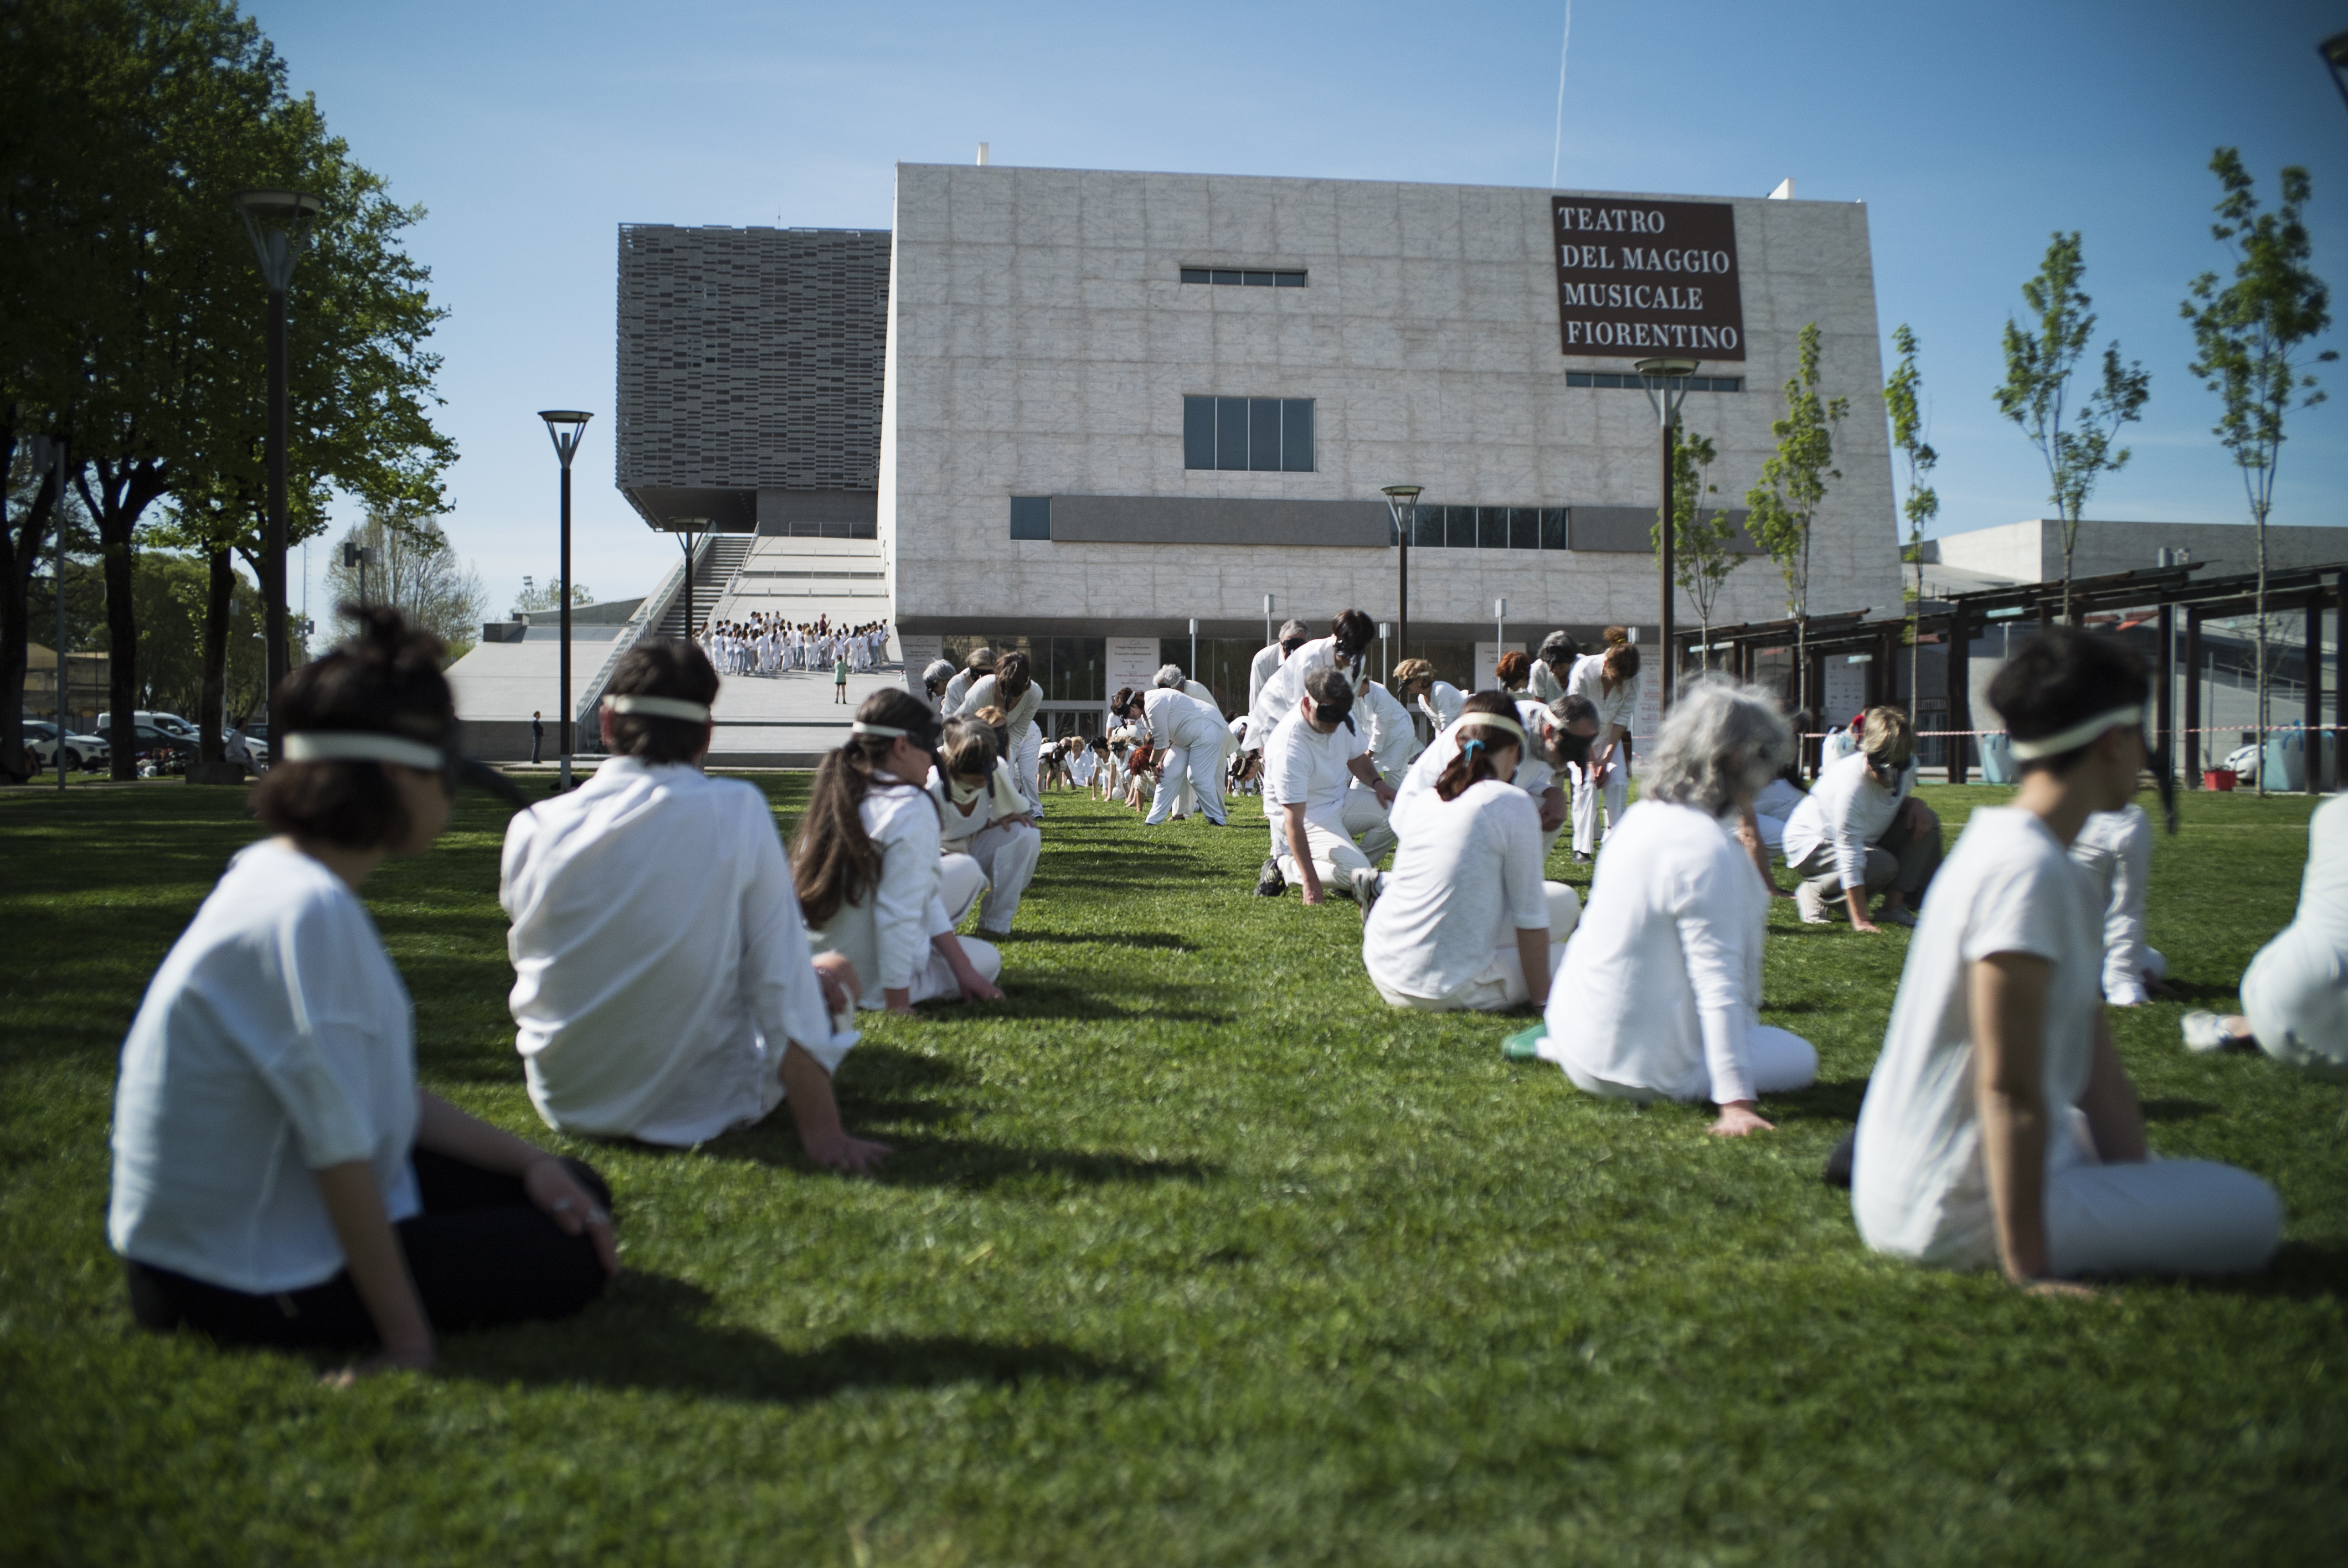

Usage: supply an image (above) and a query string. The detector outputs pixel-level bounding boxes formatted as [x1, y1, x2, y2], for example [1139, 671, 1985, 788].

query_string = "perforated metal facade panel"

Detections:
[615, 225, 889, 519]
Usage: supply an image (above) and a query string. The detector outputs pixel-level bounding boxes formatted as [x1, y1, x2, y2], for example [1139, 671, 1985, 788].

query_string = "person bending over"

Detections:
[928, 716, 1043, 936]
[1533, 677, 1817, 1135]
[1364, 693, 1582, 1011]
[1494, 650, 1532, 694]
[795, 690, 1006, 1015]
[1781, 706, 1941, 931]
[2182, 792, 2348, 1076]
[1564, 630, 1641, 861]
[1245, 608, 1377, 755]
[501, 639, 882, 1173]
[1854, 630, 2281, 1284]
[2071, 803, 2169, 1007]
[942, 647, 995, 714]
[1526, 631, 1582, 704]
[1391, 657, 1465, 750]
[111, 608, 615, 1376]
[1393, 689, 1597, 865]
[1249, 618, 1311, 713]
[955, 650, 1044, 809]
[913, 657, 957, 718]
[1114, 674, 1230, 828]
[1260, 667, 1394, 905]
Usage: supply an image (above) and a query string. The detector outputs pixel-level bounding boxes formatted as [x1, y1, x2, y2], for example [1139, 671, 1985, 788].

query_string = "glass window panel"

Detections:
[1541, 508, 1568, 550]
[1510, 507, 1540, 550]
[1183, 396, 1215, 470]
[1181, 268, 1209, 284]
[1009, 497, 1051, 540]
[1243, 271, 1273, 286]
[1212, 270, 1242, 285]
[1216, 397, 1250, 470]
[1413, 509, 1444, 548]
[1566, 372, 1592, 386]
[1276, 272, 1307, 287]
[1477, 508, 1507, 549]
[1248, 398, 1283, 471]
[1281, 399, 1314, 471]
[1447, 506, 1479, 549]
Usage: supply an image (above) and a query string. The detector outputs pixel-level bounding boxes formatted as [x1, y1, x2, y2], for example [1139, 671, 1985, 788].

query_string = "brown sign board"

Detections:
[1552, 198, 1745, 362]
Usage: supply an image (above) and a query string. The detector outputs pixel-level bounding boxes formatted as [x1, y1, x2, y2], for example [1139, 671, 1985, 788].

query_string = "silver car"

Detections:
[21, 720, 111, 772]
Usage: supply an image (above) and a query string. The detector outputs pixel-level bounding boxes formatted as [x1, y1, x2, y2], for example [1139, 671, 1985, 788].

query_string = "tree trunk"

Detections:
[199, 545, 231, 766]
[78, 456, 168, 782]
[2255, 506, 2269, 797]
[0, 427, 56, 785]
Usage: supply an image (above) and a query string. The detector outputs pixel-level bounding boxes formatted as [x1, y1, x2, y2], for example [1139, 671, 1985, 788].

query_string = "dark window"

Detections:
[1009, 497, 1051, 540]
[1182, 396, 1316, 471]
[1509, 507, 1542, 550]
[1275, 271, 1306, 287]
[1215, 398, 1250, 470]
[1247, 400, 1283, 472]
[1477, 507, 1508, 549]
[1212, 269, 1243, 286]
[1181, 268, 1309, 287]
[1281, 400, 1314, 472]
[1412, 509, 1444, 548]
[1183, 396, 1216, 470]
[1180, 267, 1210, 284]
[1445, 506, 1477, 548]
[1567, 371, 1742, 392]
[1541, 508, 1568, 550]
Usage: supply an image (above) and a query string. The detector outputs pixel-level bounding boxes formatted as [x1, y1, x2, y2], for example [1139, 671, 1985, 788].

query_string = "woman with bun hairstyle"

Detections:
[1363, 693, 1580, 1010]
[1565, 627, 1642, 861]
[956, 649, 1045, 809]
[108, 609, 616, 1375]
[1494, 651, 1532, 694]
[795, 689, 1006, 1014]
[926, 715, 1043, 936]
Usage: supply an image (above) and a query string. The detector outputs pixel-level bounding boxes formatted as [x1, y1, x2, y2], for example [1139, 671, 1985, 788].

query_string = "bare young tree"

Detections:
[1651, 429, 1742, 672]
[322, 509, 485, 661]
[1883, 324, 1939, 731]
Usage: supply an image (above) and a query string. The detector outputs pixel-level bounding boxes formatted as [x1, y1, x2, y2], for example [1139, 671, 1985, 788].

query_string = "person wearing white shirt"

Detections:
[1564, 631, 1641, 860]
[797, 690, 1006, 1014]
[503, 641, 884, 1175]
[1260, 666, 1394, 905]
[1151, 667, 1234, 821]
[1340, 676, 1424, 863]
[1531, 677, 1816, 1134]
[1114, 674, 1232, 827]
[2069, 804, 2168, 1006]
[956, 651, 1044, 809]
[1820, 721, 1860, 768]
[1244, 609, 1377, 754]
[2182, 792, 2348, 1077]
[1364, 693, 1582, 1010]
[1748, 773, 1806, 850]
[942, 648, 993, 715]
[1526, 631, 1581, 705]
[911, 657, 956, 717]
[1854, 630, 2280, 1283]
[926, 716, 1043, 935]
[1781, 707, 1942, 931]
[1393, 691, 1598, 865]
[111, 610, 615, 1373]
[1249, 619, 1310, 714]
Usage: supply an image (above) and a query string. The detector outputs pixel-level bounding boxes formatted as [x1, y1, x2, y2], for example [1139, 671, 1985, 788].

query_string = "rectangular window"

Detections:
[1567, 371, 1742, 393]
[1445, 506, 1477, 549]
[1412, 509, 1443, 548]
[1008, 497, 1051, 540]
[1182, 396, 1316, 471]
[1182, 267, 1307, 288]
[1509, 507, 1542, 550]
[1540, 508, 1568, 550]
[1477, 508, 1508, 549]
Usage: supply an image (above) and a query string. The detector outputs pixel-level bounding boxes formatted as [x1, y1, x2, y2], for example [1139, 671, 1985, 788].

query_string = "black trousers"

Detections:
[126, 1151, 611, 1350]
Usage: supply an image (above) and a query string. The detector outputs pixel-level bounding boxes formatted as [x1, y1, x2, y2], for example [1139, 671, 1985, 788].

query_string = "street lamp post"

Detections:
[231, 189, 323, 718]
[1188, 617, 1199, 681]
[2324, 31, 2348, 111]
[1263, 594, 1275, 651]
[539, 411, 593, 790]
[1382, 486, 1423, 668]
[1494, 597, 1508, 684]
[1634, 357, 1700, 708]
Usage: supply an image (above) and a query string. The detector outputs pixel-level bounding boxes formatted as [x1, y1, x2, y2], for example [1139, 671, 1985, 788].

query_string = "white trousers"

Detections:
[1342, 782, 1397, 863]
[1145, 740, 1229, 825]
[1372, 884, 1582, 1011]
[1016, 727, 1042, 810]
[1274, 816, 1374, 893]
[1561, 1024, 1818, 1103]
[2040, 1151, 2282, 1277]
[959, 821, 1041, 935]
[903, 853, 1002, 1004]
[1571, 762, 1630, 855]
[2241, 924, 2348, 1079]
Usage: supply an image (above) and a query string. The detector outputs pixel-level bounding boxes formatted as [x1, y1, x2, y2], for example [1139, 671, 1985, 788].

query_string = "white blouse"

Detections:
[812, 777, 957, 1007]
[1363, 780, 1550, 1001]
[1565, 654, 1639, 739]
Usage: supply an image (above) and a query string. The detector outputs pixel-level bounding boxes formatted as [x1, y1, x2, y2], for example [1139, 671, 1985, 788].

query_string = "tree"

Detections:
[2183, 149, 2334, 796]
[1747, 322, 1848, 728]
[1883, 324, 1940, 730]
[1994, 233, 2151, 625]
[1651, 429, 1742, 672]
[513, 575, 595, 616]
[322, 509, 485, 662]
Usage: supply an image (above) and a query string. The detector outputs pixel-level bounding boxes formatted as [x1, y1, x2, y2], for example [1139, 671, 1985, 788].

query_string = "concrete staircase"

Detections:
[655, 535, 754, 638]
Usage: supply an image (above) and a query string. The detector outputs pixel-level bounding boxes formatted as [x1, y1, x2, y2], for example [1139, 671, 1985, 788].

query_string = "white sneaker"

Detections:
[1795, 883, 1831, 924]
[2181, 1011, 2236, 1054]
[1350, 865, 1383, 916]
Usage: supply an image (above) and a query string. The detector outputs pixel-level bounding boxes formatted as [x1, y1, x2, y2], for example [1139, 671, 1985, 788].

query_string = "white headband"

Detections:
[850, 721, 909, 738]
[607, 694, 710, 723]
[2008, 705, 2143, 760]
[1456, 714, 1526, 745]
[279, 733, 446, 770]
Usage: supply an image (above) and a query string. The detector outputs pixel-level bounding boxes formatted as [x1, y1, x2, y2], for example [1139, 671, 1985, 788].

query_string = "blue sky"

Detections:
[245, 0, 2348, 616]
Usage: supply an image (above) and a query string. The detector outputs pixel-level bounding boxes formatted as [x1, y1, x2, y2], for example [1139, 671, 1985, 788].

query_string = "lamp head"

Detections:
[1381, 484, 1423, 546]
[232, 189, 325, 290]
[1632, 357, 1701, 379]
[538, 410, 593, 466]
[2325, 32, 2348, 110]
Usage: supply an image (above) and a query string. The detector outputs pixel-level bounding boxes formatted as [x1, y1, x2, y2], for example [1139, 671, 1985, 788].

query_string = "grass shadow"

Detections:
[995, 931, 1199, 953]
[1773, 1076, 1871, 1122]
[2138, 1098, 2220, 1122]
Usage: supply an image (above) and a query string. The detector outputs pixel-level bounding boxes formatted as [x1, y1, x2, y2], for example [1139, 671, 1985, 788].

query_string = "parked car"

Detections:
[2223, 742, 2262, 783]
[96, 710, 198, 740]
[20, 720, 110, 773]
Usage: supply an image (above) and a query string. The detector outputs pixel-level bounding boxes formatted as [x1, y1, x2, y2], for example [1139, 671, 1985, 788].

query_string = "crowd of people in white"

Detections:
[701, 613, 889, 679]
[99, 602, 2343, 1375]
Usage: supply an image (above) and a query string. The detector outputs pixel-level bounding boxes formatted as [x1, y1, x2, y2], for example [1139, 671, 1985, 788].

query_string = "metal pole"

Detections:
[2184, 608, 2203, 785]
[2156, 599, 2176, 791]
[53, 439, 68, 793]
[1398, 532, 1409, 670]
[1659, 411, 1676, 710]
[1264, 594, 1273, 651]
[559, 462, 573, 790]
[1190, 617, 1198, 680]
[264, 285, 288, 716]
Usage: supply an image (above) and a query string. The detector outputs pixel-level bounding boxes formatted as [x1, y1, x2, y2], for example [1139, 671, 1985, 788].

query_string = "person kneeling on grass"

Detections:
[2180, 791, 2348, 1078]
[928, 716, 1043, 936]
[110, 608, 615, 1376]
[1853, 629, 2282, 1286]
[1531, 677, 1817, 1136]
[1781, 705, 1941, 931]
[795, 690, 1007, 1015]
[1259, 666, 1395, 906]
[501, 638, 884, 1173]
[1364, 693, 1581, 1011]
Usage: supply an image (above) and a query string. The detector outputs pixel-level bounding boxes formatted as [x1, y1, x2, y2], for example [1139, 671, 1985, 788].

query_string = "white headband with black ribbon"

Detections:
[279, 733, 446, 770]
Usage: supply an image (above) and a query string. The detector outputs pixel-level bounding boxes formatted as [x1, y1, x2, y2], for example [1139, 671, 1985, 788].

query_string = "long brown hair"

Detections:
[791, 689, 939, 926]
[1600, 626, 1640, 696]
[1434, 692, 1523, 801]
[995, 650, 1033, 705]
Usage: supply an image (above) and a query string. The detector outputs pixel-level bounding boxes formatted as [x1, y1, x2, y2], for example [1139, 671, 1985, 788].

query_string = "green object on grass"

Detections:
[1502, 1023, 1547, 1060]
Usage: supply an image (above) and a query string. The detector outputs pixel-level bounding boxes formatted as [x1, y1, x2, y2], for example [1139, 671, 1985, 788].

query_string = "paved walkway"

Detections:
[704, 659, 907, 762]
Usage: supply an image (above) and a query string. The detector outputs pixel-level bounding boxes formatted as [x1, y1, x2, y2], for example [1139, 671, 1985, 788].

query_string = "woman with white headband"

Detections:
[1781, 705, 1941, 930]
[107, 608, 616, 1378]
[1532, 677, 1816, 1133]
[1854, 629, 2280, 1284]
[795, 689, 1006, 1013]
[926, 716, 1042, 935]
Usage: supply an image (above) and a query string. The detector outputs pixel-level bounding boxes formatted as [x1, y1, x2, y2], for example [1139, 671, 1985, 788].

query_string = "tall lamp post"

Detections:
[1634, 356, 1700, 708]
[232, 189, 323, 715]
[2323, 31, 2348, 110]
[1382, 485, 1423, 667]
[539, 410, 593, 790]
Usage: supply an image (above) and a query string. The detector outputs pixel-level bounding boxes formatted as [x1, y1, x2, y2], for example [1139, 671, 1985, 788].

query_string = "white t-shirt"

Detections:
[1362, 779, 1550, 1001]
[1566, 654, 1638, 737]
[1356, 679, 1422, 781]
[1263, 705, 1366, 830]
[1389, 698, 1557, 846]
[1852, 807, 2105, 1269]
[1140, 686, 1223, 753]
[109, 840, 421, 1293]
[501, 757, 854, 1146]
[1780, 750, 1917, 889]
[2070, 804, 2156, 1005]
[1248, 635, 1366, 750]
[812, 777, 958, 1007]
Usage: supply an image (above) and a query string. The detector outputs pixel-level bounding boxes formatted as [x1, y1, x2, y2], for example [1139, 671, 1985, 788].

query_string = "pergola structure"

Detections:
[1671, 559, 2348, 790]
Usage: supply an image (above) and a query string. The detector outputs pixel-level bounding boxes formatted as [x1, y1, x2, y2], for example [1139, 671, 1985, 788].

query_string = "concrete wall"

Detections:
[881, 164, 1902, 636]
[1937, 518, 2348, 583]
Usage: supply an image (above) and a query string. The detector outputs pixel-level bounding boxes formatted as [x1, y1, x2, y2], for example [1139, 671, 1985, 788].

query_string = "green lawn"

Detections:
[2, 777, 2344, 1566]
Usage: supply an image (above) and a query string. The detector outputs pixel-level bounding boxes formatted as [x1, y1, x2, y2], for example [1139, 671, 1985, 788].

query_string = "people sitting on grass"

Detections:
[109, 608, 615, 1375]
[1855, 630, 2282, 1285]
[1532, 677, 1817, 1136]
[1565, 629, 1641, 862]
[500, 638, 882, 1173]
[2182, 791, 2348, 1078]
[795, 690, 1006, 1015]
[2071, 803, 2170, 1007]
[928, 716, 1043, 937]
[1259, 666, 1396, 906]
[1781, 706, 1941, 930]
[1364, 693, 1582, 1012]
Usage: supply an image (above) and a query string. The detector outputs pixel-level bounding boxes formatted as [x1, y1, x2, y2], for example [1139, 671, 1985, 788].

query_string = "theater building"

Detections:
[616, 164, 1901, 736]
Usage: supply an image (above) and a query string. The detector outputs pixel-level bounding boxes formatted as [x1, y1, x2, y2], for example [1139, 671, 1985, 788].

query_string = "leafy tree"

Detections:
[1746, 323, 1848, 726]
[513, 575, 596, 616]
[322, 508, 485, 662]
[1883, 324, 1939, 729]
[1994, 233, 2150, 625]
[1651, 429, 1741, 673]
[2182, 149, 2334, 795]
